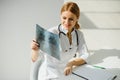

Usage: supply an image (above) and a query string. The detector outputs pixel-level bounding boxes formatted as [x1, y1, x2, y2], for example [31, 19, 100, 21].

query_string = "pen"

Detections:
[72, 72, 89, 80]
[112, 75, 117, 80]
[93, 66, 106, 69]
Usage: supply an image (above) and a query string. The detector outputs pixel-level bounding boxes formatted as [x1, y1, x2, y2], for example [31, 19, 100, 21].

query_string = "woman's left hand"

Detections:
[64, 62, 73, 76]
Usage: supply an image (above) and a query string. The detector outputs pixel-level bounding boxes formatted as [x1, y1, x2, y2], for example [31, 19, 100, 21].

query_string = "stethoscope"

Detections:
[58, 24, 79, 46]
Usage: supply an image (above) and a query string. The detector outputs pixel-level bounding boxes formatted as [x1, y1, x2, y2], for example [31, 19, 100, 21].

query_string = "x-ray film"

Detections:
[36, 24, 60, 60]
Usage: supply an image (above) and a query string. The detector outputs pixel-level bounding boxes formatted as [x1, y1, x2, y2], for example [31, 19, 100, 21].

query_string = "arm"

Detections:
[64, 58, 86, 76]
[71, 31, 89, 65]
[64, 58, 86, 75]
[68, 58, 86, 66]
[64, 31, 89, 75]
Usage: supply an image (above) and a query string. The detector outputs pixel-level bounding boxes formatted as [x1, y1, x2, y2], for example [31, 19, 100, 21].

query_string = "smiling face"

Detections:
[60, 11, 78, 31]
[60, 2, 80, 31]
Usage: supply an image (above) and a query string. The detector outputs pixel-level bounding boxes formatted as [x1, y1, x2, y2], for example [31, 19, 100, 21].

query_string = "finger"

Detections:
[64, 70, 67, 76]
[66, 70, 69, 76]
[64, 69, 69, 76]
[64, 69, 67, 76]
[32, 40, 37, 44]
[67, 69, 70, 75]
[31, 44, 39, 50]
[32, 40, 40, 47]
[69, 69, 72, 74]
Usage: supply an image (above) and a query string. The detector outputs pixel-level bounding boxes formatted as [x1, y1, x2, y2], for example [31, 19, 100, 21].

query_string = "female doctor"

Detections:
[31, 2, 89, 80]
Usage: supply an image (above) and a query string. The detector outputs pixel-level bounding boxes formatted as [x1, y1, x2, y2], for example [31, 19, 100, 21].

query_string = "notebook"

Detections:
[72, 64, 117, 80]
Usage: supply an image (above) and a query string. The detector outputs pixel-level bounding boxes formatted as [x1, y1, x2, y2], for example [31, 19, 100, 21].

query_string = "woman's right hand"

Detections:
[31, 39, 40, 62]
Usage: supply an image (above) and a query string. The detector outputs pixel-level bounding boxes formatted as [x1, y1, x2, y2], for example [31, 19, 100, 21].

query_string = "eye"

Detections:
[69, 18, 74, 21]
[63, 17, 66, 20]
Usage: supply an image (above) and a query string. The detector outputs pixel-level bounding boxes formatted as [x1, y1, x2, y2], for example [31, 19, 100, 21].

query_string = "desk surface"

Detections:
[87, 49, 120, 80]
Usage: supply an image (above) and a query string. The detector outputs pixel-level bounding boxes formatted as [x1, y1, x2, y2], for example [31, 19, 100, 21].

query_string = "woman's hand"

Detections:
[31, 40, 40, 62]
[64, 58, 86, 75]
[64, 61, 73, 76]
[31, 40, 39, 50]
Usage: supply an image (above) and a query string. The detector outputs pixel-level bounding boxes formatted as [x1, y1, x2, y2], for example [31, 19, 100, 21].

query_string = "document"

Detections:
[35, 24, 60, 60]
[72, 64, 117, 80]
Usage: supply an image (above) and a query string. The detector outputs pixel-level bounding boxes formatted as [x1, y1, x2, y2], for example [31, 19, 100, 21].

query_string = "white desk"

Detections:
[87, 49, 120, 80]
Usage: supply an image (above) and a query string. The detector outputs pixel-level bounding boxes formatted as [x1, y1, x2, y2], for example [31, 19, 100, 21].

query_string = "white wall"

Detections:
[65, 0, 120, 50]
[0, 0, 63, 80]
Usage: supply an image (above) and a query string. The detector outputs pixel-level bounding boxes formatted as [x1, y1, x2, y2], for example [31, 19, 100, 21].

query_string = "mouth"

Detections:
[65, 24, 71, 28]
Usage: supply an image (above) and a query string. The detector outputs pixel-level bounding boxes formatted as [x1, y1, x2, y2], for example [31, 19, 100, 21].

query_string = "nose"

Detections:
[65, 19, 70, 24]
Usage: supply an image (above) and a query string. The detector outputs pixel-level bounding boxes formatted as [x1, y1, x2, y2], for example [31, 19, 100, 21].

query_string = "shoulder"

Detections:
[76, 29, 84, 37]
[48, 26, 59, 34]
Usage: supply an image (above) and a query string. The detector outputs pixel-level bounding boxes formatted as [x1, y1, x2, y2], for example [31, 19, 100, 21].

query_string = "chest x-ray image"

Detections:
[36, 24, 60, 60]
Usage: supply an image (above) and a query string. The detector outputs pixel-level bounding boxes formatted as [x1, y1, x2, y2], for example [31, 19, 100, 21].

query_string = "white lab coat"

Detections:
[37, 25, 89, 80]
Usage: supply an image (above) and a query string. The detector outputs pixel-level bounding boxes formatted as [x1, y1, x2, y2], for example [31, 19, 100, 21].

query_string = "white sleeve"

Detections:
[38, 50, 45, 60]
[76, 31, 89, 62]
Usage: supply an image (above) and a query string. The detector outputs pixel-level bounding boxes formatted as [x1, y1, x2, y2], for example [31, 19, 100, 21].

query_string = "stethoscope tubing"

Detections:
[58, 24, 79, 46]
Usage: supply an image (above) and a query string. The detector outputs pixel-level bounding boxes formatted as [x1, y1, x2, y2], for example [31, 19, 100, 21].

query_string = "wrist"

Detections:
[67, 60, 75, 67]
